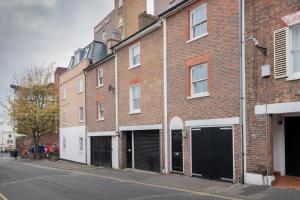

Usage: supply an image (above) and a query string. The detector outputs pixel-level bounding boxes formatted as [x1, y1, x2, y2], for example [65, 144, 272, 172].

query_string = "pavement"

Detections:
[0, 154, 299, 200]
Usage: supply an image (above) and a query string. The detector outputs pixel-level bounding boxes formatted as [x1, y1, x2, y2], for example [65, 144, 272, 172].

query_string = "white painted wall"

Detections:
[272, 115, 285, 175]
[60, 126, 86, 164]
[112, 136, 119, 169]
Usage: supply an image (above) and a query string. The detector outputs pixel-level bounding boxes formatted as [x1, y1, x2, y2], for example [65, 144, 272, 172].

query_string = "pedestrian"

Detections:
[13, 148, 18, 160]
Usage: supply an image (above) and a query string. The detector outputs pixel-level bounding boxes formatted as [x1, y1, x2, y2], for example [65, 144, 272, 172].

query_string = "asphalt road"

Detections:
[0, 155, 225, 200]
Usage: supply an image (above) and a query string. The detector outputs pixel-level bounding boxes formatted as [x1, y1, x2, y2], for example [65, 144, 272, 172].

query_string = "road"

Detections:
[0, 155, 227, 200]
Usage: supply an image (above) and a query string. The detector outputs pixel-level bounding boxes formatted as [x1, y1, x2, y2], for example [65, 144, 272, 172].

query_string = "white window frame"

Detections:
[78, 107, 84, 123]
[189, 3, 208, 42]
[288, 24, 300, 80]
[129, 43, 141, 69]
[78, 79, 84, 93]
[129, 84, 141, 114]
[119, 16, 123, 27]
[97, 67, 104, 87]
[118, 0, 123, 7]
[189, 63, 209, 98]
[62, 112, 67, 124]
[97, 101, 104, 120]
[102, 30, 107, 41]
[79, 137, 83, 152]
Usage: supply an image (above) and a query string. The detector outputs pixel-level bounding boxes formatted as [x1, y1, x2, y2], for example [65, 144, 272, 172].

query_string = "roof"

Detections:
[84, 53, 115, 72]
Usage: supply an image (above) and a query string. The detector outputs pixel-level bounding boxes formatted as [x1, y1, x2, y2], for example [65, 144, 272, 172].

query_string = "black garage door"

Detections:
[192, 127, 233, 181]
[91, 136, 112, 167]
[134, 130, 160, 173]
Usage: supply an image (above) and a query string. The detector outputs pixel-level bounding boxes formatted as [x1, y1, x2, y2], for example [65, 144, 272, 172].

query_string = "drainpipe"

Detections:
[239, 0, 247, 184]
[115, 52, 119, 169]
[84, 69, 88, 165]
[163, 18, 169, 174]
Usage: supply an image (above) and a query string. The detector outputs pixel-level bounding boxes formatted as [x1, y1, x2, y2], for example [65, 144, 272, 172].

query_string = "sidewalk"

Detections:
[17, 158, 300, 200]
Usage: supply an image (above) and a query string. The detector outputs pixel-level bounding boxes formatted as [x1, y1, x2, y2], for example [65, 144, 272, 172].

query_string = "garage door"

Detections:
[192, 127, 233, 181]
[91, 136, 112, 168]
[134, 130, 160, 173]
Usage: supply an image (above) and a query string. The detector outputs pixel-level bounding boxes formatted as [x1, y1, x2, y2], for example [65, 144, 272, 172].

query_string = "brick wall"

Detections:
[117, 28, 164, 127]
[94, 10, 115, 43]
[245, 0, 300, 175]
[86, 57, 116, 133]
[114, 0, 147, 39]
[60, 59, 89, 128]
[166, 0, 241, 181]
[16, 133, 59, 156]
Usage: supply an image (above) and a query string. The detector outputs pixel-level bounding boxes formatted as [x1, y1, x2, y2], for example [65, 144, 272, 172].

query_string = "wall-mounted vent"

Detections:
[274, 28, 288, 79]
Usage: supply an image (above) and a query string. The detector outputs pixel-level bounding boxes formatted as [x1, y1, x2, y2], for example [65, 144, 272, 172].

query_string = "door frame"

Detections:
[90, 136, 112, 167]
[283, 115, 300, 176]
[170, 129, 184, 173]
[189, 125, 235, 182]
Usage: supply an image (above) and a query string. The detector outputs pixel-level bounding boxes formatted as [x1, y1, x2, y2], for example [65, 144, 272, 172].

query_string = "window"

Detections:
[292, 24, 300, 74]
[190, 4, 207, 40]
[129, 43, 140, 68]
[102, 30, 107, 41]
[130, 84, 141, 113]
[118, 0, 123, 7]
[97, 67, 104, 87]
[63, 137, 66, 149]
[79, 137, 83, 151]
[119, 16, 123, 27]
[7, 140, 13, 144]
[62, 112, 67, 124]
[97, 101, 104, 120]
[78, 107, 84, 122]
[190, 63, 208, 96]
[78, 79, 84, 93]
[8, 134, 12, 138]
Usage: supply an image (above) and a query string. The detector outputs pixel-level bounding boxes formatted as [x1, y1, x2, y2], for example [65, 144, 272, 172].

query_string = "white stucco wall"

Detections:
[272, 115, 285, 175]
[60, 126, 86, 164]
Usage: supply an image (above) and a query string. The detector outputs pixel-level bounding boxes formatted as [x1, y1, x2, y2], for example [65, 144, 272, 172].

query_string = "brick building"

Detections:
[244, 0, 300, 185]
[59, 41, 107, 163]
[84, 54, 119, 168]
[163, 0, 242, 182]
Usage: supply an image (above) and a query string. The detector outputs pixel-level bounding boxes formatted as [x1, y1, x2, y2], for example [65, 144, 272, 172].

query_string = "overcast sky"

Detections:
[0, 0, 114, 130]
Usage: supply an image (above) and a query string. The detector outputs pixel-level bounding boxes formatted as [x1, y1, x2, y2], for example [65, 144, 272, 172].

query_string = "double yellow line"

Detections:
[0, 193, 8, 200]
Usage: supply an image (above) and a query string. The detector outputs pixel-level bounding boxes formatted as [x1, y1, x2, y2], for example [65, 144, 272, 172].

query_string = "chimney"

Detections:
[107, 38, 119, 54]
[138, 11, 158, 30]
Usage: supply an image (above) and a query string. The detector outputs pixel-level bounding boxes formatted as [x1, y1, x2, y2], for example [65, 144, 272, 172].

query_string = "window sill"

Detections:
[129, 110, 141, 115]
[129, 63, 141, 70]
[78, 121, 84, 124]
[77, 91, 84, 94]
[186, 33, 208, 44]
[96, 119, 104, 122]
[287, 74, 300, 81]
[96, 85, 104, 89]
[187, 92, 209, 99]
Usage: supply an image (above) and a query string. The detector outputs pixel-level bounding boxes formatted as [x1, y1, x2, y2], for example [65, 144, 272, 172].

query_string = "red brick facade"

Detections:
[245, 0, 300, 179]
[86, 57, 116, 133]
[166, 0, 241, 182]
[116, 27, 165, 171]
